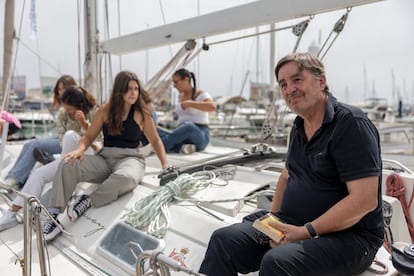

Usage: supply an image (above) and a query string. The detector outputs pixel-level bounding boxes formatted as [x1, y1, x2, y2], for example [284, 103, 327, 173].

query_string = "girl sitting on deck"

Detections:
[42, 70, 168, 241]
[157, 68, 216, 154]
[0, 75, 77, 191]
[0, 86, 101, 231]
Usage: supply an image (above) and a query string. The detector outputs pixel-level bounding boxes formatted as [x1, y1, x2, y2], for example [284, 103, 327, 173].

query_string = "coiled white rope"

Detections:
[123, 171, 216, 238]
[122, 167, 258, 238]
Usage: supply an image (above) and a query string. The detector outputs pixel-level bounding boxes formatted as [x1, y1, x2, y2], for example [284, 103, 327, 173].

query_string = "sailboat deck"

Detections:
[0, 141, 406, 275]
[0, 142, 283, 275]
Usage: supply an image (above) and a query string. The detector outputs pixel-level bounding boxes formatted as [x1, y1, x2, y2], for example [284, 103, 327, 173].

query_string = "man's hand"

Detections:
[268, 222, 310, 247]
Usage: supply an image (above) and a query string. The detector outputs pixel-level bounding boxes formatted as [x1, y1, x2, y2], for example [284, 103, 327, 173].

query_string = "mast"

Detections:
[83, 0, 100, 102]
[2, 0, 15, 110]
[269, 23, 275, 90]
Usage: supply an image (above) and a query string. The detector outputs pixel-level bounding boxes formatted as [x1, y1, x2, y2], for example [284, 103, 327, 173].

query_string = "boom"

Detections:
[100, 0, 384, 55]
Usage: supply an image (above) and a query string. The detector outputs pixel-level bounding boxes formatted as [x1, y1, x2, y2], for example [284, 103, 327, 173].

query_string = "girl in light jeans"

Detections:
[0, 130, 97, 231]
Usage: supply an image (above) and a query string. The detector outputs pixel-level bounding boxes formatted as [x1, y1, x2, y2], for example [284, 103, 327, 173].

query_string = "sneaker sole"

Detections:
[44, 227, 63, 242]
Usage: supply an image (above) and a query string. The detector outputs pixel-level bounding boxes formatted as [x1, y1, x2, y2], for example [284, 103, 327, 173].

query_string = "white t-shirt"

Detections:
[175, 91, 212, 125]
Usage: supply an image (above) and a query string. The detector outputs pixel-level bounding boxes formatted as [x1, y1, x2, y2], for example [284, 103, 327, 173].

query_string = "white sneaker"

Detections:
[180, 144, 196, 155]
[0, 178, 19, 193]
[0, 210, 18, 231]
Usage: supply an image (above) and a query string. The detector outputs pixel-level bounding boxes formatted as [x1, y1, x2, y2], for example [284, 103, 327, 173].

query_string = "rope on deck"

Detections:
[122, 166, 258, 238]
[122, 172, 215, 238]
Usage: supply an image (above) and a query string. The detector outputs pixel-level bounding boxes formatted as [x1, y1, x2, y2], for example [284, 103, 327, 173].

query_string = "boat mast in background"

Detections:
[1, 0, 15, 110]
[83, 0, 100, 102]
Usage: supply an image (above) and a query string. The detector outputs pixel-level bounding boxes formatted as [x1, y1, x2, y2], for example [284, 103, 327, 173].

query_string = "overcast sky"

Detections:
[1, 0, 413, 107]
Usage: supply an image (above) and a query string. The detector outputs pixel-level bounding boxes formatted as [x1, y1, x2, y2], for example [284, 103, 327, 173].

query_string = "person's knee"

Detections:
[23, 140, 36, 150]
[260, 250, 288, 275]
[116, 175, 139, 195]
[62, 130, 79, 144]
[209, 226, 237, 250]
[181, 121, 197, 130]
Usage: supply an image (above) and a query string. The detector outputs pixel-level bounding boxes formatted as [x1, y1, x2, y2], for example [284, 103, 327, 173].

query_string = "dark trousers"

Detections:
[199, 210, 382, 276]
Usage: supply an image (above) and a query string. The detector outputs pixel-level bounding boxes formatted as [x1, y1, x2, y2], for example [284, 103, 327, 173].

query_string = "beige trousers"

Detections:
[49, 147, 145, 210]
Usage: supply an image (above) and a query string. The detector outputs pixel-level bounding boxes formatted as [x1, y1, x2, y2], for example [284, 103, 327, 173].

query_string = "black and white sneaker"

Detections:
[67, 194, 91, 220]
[42, 214, 62, 242]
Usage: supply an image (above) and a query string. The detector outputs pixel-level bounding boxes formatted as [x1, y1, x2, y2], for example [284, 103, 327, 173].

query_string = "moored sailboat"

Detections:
[2, 0, 414, 275]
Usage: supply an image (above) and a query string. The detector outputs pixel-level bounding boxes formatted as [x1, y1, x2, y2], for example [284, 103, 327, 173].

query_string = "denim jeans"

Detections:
[158, 121, 209, 153]
[7, 137, 62, 185]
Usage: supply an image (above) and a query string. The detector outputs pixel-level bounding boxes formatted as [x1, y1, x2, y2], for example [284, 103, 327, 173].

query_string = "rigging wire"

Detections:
[207, 24, 295, 47]
[103, 0, 114, 100]
[158, 0, 173, 58]
[260, 16, 312, 142]
[317, 8, 351, 60]
[291, 18, 312, 53]
[16, 39, 61, 75]
[147, 38, 209, 106]
[150, 48, 195, 104]
[77, 0, 82, 84]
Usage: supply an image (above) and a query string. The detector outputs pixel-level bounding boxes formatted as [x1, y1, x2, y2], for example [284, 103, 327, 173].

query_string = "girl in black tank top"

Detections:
[43, 71, 168, 242]
[102, 106, 143, 148]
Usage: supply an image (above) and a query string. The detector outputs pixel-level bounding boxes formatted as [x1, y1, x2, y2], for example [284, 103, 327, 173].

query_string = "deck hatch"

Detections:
[97, 222, 165, 274]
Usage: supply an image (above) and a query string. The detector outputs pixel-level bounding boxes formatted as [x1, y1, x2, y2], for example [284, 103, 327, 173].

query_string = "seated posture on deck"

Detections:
[42, 70, 168, 241]
[0, 86, 100, 231]
[199, 53, 384, 276]
[0, 75, 78, 191]
[157, 68, 216, 154]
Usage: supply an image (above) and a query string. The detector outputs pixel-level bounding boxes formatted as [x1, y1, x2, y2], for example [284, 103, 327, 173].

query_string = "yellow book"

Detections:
[252, 213, 285, 242]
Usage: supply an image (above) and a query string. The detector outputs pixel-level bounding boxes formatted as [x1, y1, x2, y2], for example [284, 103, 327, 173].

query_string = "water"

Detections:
[11, 123, 56, 140]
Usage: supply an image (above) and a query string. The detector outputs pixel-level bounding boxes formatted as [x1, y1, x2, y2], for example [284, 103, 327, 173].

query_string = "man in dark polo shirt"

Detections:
[199, 52, 384, 276]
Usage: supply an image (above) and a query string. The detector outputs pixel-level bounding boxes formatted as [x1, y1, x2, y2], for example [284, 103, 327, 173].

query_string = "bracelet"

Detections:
[305, 222, 319, 238]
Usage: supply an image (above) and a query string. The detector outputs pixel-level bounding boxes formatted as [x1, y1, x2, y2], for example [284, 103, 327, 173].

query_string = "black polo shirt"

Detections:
[276, 95, 384, 239]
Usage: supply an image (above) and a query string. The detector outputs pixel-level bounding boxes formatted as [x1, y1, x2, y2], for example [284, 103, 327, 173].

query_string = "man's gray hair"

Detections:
[275, 52, 329, 94]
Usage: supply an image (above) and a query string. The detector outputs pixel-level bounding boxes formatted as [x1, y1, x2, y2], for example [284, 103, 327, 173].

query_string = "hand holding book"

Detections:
[252, 212, 285, 243]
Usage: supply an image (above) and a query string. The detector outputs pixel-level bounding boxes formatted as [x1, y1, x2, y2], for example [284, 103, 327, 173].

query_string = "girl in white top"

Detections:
[158, 68, 216, 154]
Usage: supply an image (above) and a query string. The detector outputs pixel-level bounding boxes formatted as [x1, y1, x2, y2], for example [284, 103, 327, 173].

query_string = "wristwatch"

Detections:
[305, 222, 319, 239]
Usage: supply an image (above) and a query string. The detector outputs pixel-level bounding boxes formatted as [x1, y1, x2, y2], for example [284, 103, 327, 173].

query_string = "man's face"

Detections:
[277, 61, 326, 116]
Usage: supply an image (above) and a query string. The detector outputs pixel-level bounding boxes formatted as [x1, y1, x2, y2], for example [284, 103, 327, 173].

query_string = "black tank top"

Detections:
[103, 106, 142, 148]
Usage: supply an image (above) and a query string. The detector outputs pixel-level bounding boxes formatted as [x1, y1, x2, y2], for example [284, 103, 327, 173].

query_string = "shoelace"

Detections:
[74, 197, 90, 216]
[43, 220, 56, 234]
